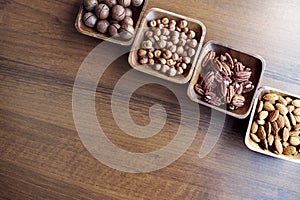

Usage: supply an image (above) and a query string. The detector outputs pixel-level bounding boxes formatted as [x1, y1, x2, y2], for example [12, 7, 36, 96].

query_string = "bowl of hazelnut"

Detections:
[75, 0, 148, 45]
[128, 8, 206, 84]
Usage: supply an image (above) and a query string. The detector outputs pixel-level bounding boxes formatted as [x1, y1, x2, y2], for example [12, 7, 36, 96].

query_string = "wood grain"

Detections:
[1, 0, 300, 199]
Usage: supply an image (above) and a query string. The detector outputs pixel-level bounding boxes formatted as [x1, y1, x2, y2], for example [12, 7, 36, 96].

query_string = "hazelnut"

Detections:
[149, 58, 155, 65]
[187, 30, 196, 39]
[104, 0, 117, 7]
[159, 35, 167, 41]
[166, 59, 175, 67]
[83, 12, 97, 28]
[169, 45, 177, 53]
[171, 36, 179, 45]
[131, 0, 143, 7]
[149, 20, 157, 27]
[153, 35, 159, 41]
[169, 25, 175, 31]
[181, 63, 187, 70]
[176, 67, 184, 75]
[119, 24, 134, 39]
[178, 20, 188, 28]
[182, 51, 188, 57]
[183, 57, 191, 64]
[159, 58, 167, 65]
[175, 26, 181, 32]
[112, 5, 125, 21]
[158, 24, 164, 29]
[108, 23, 121, 36]
[153, 28, 161, 36]
[161, 28, 170, 36]
[172, 53, 179, 61]
[161, 17, 169, 25]
[138, 49, 147, 57]
[145, 31, 153, 38]
[161, 65, 170, 74]
[125, 8, 133, 17]
[166, 41, 173, 49]
[154, 64, 162, 71]
[139, 57, 148, 65]
[156, 19, 161, 25]
[121, 16, 134, 26]
[163, 50, 172, 59]
[158, 40, 167, 49]
[154, 50, 161, 58]
[95, 4, 110, 19]
[168, 67, 177, 77]
[169, 19, 176, 26]
[188, 48, 196, 57]
[182, 27, 189, 34]
[96, 20, 110, 33]
[142, 40, 153, 49]
[176, 46, 184, 55]
[180, 32, 187, 39]
[148, 51, 154, 59]
[171, 31, 180, 38]
[83, 0, 98, 11]
[118, 0, 131, 7]
[188, 39, 198, 48]
[178, 38, 186, 46]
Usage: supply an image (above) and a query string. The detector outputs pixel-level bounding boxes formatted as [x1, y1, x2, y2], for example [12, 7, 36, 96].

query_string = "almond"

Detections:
[268, 110, 279, 122]
[294, 124, 300, 131]
[283, 146, 297, 155]
[290, 131, 300, 137]
[259, 111, 269, 120]
[287, 105, 295, 113]
[258, 126, 267, 139]
[251, 121, 259, 133]
[295, 115, 300, 123]
[282, 141, 289, 148]
[250, 133, 260, 143]
[267, 134, 274, 146]
[276, 115, 285, 129]
[278, 95, 287, 106]
[263, 101, 275, 111]
[271, 121, 279, 135]
[263, 93, 279, 101]
[257, 119, 265, 125]
[276, 103, 288, 115]
[282, 127, 290, 142]
[286, 97, 293, 104]
[292, 99, 300, 108]
[261, 139, 268, 150]
[257, 100, 264, 113]
[288, 112, 297, 126]
[289, 136, 300, 146]
[283, 115, 292, 131]
[293, 108, 300, 116]
[274, 139, 283, 154]
[265, 122, 272, 136]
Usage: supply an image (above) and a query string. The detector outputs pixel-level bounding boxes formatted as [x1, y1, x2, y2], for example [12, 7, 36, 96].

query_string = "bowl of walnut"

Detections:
[128, 8, 206, 84]
[187, 40, 266, 119]
[245, 86, 300, 163]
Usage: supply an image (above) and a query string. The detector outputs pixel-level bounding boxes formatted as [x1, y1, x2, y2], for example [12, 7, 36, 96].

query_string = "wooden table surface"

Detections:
[1, 0, 300, 199]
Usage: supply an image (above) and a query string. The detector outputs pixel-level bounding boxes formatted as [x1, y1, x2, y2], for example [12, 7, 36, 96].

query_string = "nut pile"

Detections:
[82, 0, 145, 40]
[250, 93, 300, 156]
[137, 18, 199, 77]
[194, 50, 254, 110]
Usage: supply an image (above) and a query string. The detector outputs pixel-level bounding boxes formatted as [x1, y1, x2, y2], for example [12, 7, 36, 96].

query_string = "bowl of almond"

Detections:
[245, 86, 300, 163]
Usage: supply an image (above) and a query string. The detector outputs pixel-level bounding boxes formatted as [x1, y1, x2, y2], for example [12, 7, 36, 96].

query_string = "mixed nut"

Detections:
[82, 0, 145, 40]
[194, 50, 255, 110]
[250, 92, 300, 156]
[137, 17, 199, 77]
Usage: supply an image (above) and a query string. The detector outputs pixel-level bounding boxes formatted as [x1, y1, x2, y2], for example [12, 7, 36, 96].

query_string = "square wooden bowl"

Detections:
[128, 8, 206, 84]
[245, 86, 300, 163]
[75, 0, 148, 46]
[187, 40, 266, 119]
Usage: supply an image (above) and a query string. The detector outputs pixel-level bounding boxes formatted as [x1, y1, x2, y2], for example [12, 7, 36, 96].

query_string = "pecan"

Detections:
[232, 94, 245, 108]
[225, 52, 234, 69]
[202, 51, 215, 68]
[234, 62, 245, 72]
[203, 71, 215, 90]
[194, 84, 204, 96]
[234, 71, 252, 82]
[226, 85, 235, 104]
[221, 61, 232, 76]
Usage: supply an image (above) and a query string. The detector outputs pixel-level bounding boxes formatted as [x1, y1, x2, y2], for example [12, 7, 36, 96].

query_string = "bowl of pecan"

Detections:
[245, 86, 300, 163]
[128, 8, 206, 84]
[187, 40, 265, 118]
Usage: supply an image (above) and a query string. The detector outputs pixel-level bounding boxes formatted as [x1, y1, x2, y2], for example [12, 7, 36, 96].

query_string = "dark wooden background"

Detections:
[1, 0, 300, 199]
